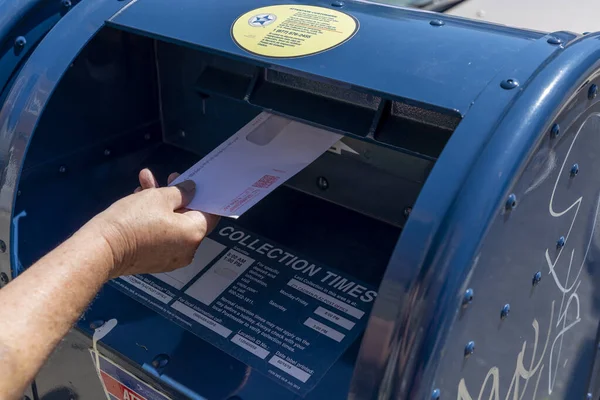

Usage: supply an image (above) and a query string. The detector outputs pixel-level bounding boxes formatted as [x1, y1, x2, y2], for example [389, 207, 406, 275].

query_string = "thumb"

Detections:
[160, 180, 196, 210]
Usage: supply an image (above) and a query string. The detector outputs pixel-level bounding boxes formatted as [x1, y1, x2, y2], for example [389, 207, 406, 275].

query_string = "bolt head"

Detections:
[151, 354, 170, 368]
[403, 206, 412, 219]
[179, 130, 186, 138]
[532, 271, 542, 286]
[505, 194, 517, 210]
[331, 1, 344, 7]
[589, 84, 598, 100]
[104, 149, 111, 156]
[462, 288, 474, 306]
[316, 176, 329, 190]
[431, 389, 441, 400]
[89, 320, 105, 330]
[501, 304, 510, 320]
[61, 0, 72, 8]
[547, 36, 562, 45]
[14, 36, 26, 49]
[0, 273, 8, 284]
[144, 133, 151, 140]
[587, 393, 593, 400]
[464, 341, 475, 357]
[551, 123, 560, 137]
[0, 240, 6, 253]
[59, 165, 67, 173]
[570, 163, 579, 177]
[557, 236, 566, 248]
[430, 19, 445, 27]
[500, 79, 519, 90]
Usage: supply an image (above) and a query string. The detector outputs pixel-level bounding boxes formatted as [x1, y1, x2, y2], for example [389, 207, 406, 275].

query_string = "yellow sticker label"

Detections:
[231, 5, 359, 58]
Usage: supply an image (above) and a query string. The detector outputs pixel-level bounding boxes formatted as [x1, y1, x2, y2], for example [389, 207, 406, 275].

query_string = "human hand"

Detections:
[85, 169, 219, 279]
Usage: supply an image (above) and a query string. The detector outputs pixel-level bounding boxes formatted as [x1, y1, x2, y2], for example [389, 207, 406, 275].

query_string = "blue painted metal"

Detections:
[353, 32, 600, 399]
[107, 0, 544, 116]
[0, 0, 41, 43]
[0, 0, 137, 284]
[0, 0, 81, 107]
[2, 0, 600, 399]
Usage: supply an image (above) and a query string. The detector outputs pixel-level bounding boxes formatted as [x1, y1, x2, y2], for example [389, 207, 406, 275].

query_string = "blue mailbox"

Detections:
[1, 0, 600, 399]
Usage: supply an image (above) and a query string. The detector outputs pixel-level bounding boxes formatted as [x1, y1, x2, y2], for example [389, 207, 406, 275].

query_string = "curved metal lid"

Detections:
[108, 0, 546, 116]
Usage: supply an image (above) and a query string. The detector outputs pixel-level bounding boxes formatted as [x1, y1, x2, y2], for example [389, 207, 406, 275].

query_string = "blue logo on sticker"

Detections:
[248, 14, 277, 27]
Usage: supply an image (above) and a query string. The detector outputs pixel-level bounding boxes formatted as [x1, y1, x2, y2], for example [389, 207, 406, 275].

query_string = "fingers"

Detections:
[139, 168, 159, 190]
[160, 180, 196, 210]
[167, 172, 180, 185]
[204, 213, 220, 234]
[182, 210, 220, 234]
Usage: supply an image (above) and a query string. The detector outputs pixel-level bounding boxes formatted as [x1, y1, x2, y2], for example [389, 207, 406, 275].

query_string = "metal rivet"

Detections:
[532, 271, 542, 286]
[431, 389, 441, 400]
[14, 36, 26, 49]
[89, 320, 105, 330]
[430, 19, 445, 27]
[557, 236, 566, 248]
[570, 163, 579, 177]
[144, 133, 151, 140]
[316, 176, 329, 190]
[17, 190, 21, 197]
[464, 341, 475, 358]
[403, 206, 412, 219]
[0, 241, 6, 253]
[589, 84, 598, 100]
[551, 123, 560, 137]
[151, 354, 170, 368]
[331, 1, 344, 7]
[501, 304, 510, 320]
[179, 130, 186, 138]
[103, 149, 111, 156]
[547, 36, 562, 45]
[0, 273, 8, 285]
[61, 0, 72, 8]
[59, 165, 67, 173]
[462, 288, 474, 306]
[505, 194, 517, 210]
[586, 393, 592, 400]
[500, 79, 519, 90]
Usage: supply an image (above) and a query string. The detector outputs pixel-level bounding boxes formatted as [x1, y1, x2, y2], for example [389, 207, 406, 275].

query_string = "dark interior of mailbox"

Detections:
[13, 28, 459, 397]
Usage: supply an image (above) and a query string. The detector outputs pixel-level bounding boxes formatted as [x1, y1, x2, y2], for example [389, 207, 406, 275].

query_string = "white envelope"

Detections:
[171, 112, 342, 218]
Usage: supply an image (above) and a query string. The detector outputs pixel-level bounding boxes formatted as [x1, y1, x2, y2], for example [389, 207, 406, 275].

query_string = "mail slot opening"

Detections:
[12, 28, 457, 399]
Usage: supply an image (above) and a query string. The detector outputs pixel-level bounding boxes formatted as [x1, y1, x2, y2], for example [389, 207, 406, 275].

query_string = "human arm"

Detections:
[0, 170, 218, 399]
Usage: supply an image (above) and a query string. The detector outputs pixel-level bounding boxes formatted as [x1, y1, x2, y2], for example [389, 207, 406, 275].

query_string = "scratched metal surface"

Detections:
[433, 88, 600, 399]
